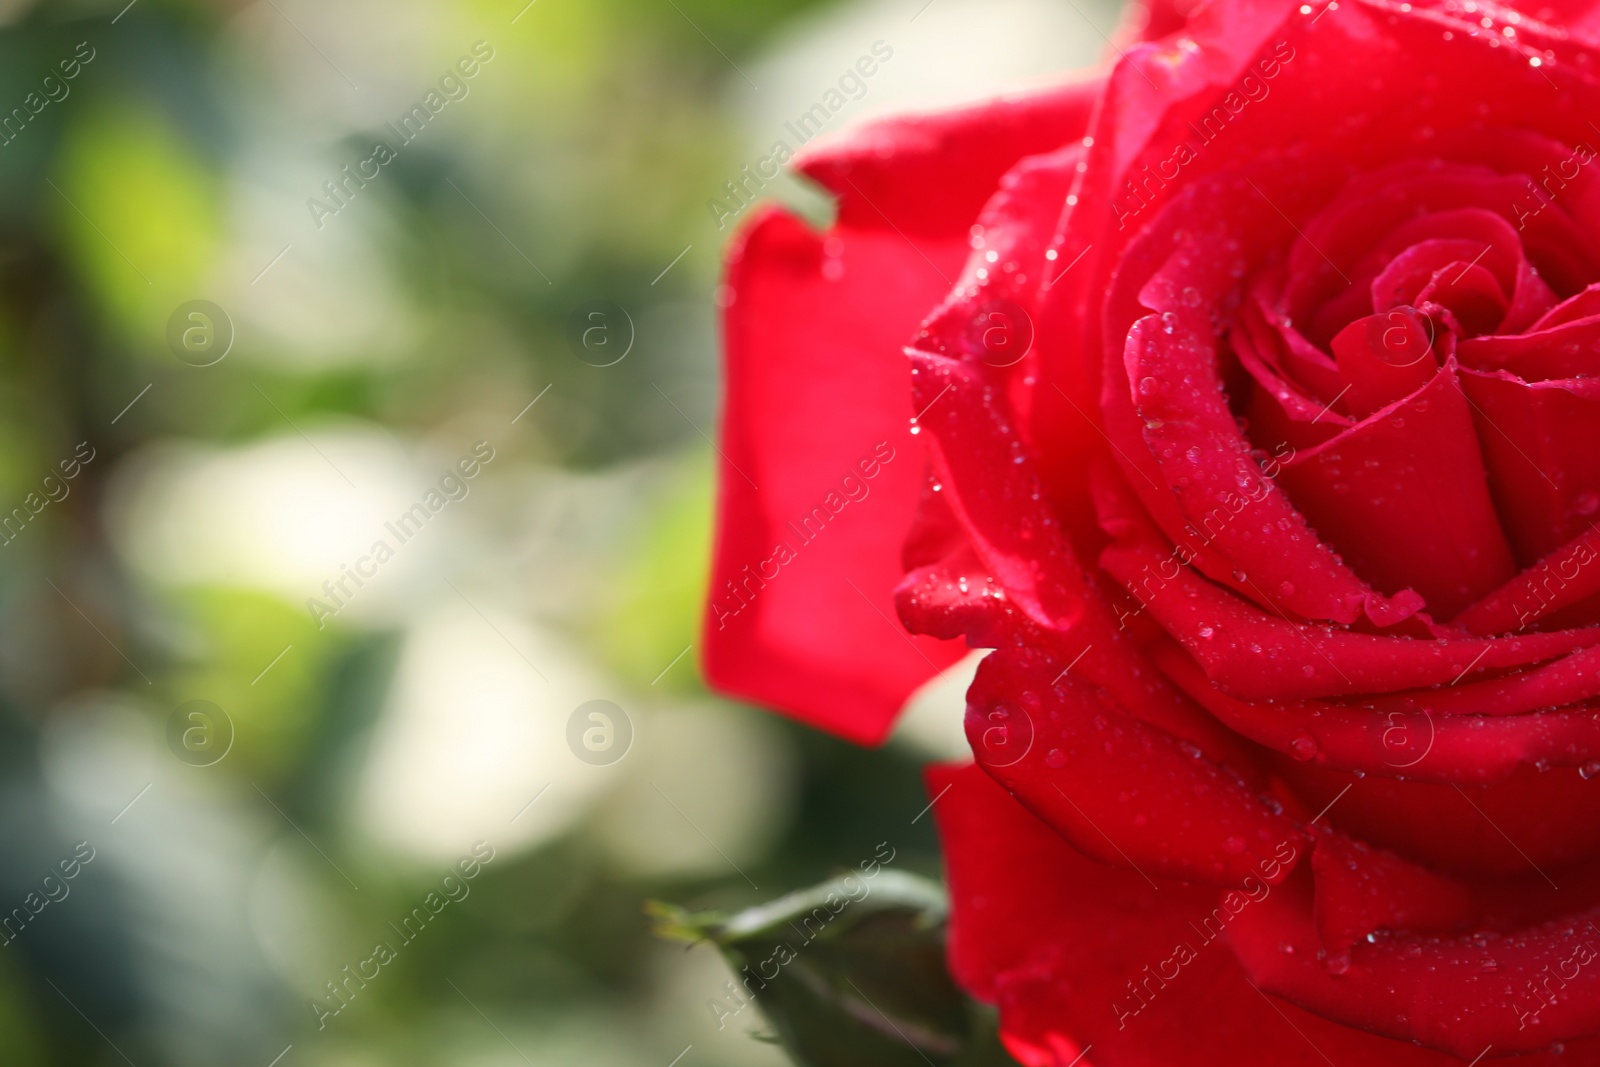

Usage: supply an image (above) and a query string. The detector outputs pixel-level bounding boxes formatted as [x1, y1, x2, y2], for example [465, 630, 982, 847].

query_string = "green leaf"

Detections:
[651, 871, 1021, 1067]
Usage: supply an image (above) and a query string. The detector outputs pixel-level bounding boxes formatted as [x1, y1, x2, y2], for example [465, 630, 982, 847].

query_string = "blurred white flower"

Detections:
[891, 650, 983, 761]
[351, 603, 616, 863]
[741, 0, 1112, 145]
[103, 426, 478, 627]
[644, 940, 794, 1066]
[591, 702, 794, 881]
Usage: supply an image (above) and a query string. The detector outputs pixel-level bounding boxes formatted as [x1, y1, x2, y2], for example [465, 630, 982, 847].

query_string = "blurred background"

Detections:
[0, 0, 1111, 1062]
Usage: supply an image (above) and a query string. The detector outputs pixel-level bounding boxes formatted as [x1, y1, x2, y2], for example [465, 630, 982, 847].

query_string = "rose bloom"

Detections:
[703, 0, 1600, 1061]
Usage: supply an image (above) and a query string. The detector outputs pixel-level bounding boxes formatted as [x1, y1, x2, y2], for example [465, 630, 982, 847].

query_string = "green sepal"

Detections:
[651, 871, 1021, 1067]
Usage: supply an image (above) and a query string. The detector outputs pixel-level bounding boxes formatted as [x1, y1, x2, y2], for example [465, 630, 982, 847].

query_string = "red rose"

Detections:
[706, 0, 1600, 1062]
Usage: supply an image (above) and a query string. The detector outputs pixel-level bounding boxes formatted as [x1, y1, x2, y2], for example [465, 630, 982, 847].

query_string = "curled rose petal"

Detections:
[964, 647, 1301, 888]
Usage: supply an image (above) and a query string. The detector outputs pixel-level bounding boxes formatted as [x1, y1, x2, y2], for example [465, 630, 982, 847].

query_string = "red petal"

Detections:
[1463, 369, 1600, 564]
[797, 79, 1100, 238]
[1128, 307, 1419, 626]
[1327, 308, 1442, 420]
[1230, 859, 1600, 1057]
[703, 208, 963, 743]
[931, 762, 1516, 1066]
[1456, 526, 1600, 634]
[1461, 314, 1600, 382]
[1311, 830, 1476, 952]
[1282, 762, 1600, 878]
[965, 647, 1300, 888]
[1157, 640, 1600, 784]
[1277, 358, 1518, 618]
[1099, 534, 1600, 700]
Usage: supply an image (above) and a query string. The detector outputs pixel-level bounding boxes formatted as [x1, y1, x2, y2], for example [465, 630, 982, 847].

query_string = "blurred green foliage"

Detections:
[0, 0, 968, 1065]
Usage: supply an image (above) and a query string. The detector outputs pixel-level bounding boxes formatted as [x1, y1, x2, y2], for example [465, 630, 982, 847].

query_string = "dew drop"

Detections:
[1581, 760, 1600, 780]
[1045, 748, 1066, 768]
[1325, 953, 1352, 976]
[1290, 735, 1319, 761]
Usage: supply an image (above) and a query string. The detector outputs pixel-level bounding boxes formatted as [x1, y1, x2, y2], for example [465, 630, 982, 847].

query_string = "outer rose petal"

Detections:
[706, 83, 1103, 742]
[929, 762, 1536, 1066]
[962, 647, 1300, 888]
[796, 79, 1100, 239]
[704, 207, 963, 744]
[1229, 866, 1600, 1057]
